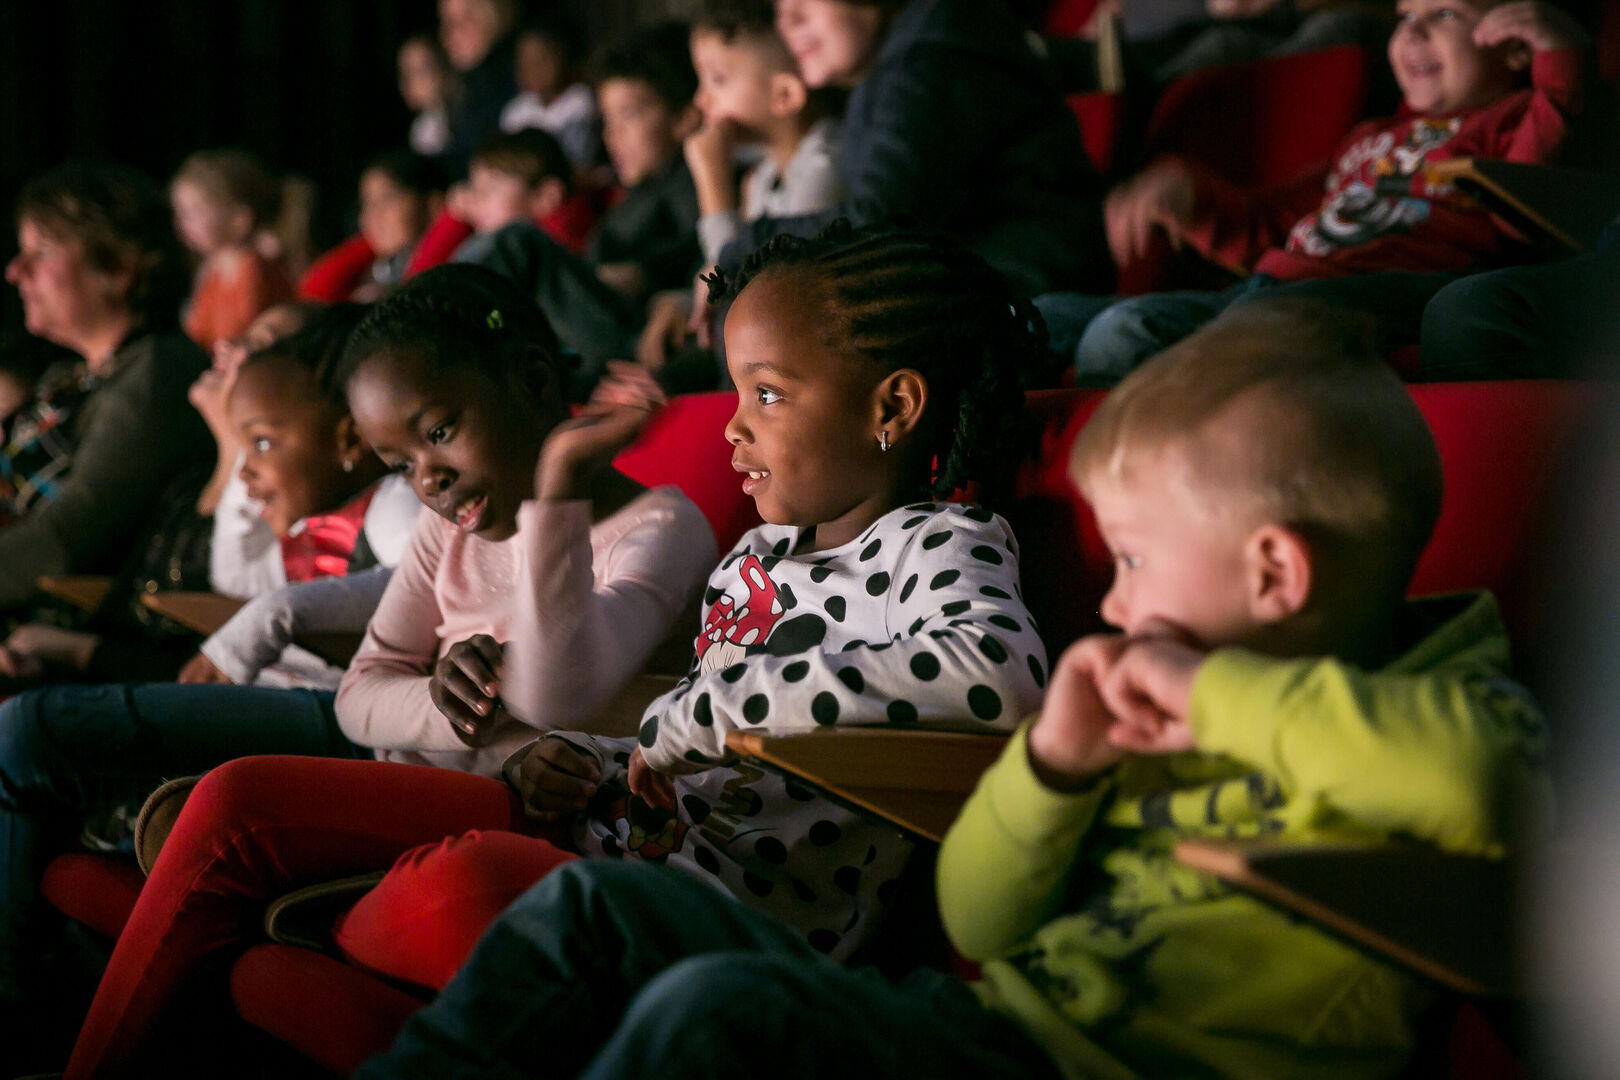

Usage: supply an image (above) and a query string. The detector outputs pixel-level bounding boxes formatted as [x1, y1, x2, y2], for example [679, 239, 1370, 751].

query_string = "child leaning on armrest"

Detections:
[939, 299, 1552, 1079]
[1041, 0, 1591, 381]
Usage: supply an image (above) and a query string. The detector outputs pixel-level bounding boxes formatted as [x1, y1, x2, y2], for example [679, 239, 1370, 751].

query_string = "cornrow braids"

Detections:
[707, 222, 1039, 507]
[238, 303, 366, 406]
[339, 264, 563, 410]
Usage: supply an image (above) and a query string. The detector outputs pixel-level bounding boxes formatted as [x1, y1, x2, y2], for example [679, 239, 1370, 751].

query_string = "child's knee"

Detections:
[1074, 298, 1173, 381]
[335, 830, 576, 991]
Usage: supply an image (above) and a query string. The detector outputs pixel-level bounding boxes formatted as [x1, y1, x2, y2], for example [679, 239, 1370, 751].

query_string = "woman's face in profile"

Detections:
[4, 218, 127, 353]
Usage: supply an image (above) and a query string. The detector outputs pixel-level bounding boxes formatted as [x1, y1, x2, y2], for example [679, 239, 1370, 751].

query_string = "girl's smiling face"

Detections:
[346, 350, 550, 542]
[722, 270, 908, 551]
[228, 356, 358, 537]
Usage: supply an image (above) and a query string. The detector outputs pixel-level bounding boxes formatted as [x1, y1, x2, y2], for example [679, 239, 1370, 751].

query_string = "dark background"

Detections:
[0, 0, 681, 337]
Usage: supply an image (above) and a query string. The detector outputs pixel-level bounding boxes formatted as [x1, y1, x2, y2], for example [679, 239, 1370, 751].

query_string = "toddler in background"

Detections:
[171, 150, 294, 351]
[638, 0, 847, 372]
[500, 12, 604, 176]
[355, 300, 1549, 1080]
[298, 151, 448, 303]
[399, 32, 458, 160]
[457, 129, 597, 254]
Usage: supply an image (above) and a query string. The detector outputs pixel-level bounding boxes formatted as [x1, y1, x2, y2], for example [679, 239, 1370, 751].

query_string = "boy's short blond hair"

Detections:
[1072, 300, 1443, 602]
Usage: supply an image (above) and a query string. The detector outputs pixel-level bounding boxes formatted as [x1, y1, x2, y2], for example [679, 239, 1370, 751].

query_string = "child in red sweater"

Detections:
[1038, 0, 1588, 381]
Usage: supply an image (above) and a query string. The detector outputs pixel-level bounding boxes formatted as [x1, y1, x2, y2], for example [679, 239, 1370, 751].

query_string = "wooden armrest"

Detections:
[1174, 837, 1517, 997]
[139, 591, 246, 636]
[726, 728, 1010, 843]
[1428, 157, 1620, 252]
[37, 575, 113, 613]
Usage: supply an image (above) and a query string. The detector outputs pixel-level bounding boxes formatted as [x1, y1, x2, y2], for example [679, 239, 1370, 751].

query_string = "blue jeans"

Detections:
[0, 682, 360, 949]
[1051, 270, 1465, 383]
[357, 860, 1061, 1080]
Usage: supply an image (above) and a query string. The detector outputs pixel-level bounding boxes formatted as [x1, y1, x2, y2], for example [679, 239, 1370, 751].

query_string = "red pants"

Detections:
[66, 756, 573, 1080]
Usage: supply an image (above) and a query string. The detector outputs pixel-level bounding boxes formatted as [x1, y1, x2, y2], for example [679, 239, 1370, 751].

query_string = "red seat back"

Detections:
[613, 392, 761, 554]
[1005, 382, 1596, 661]
[1144, 45, 1374, 188]
[1066, 91, 1129, 178]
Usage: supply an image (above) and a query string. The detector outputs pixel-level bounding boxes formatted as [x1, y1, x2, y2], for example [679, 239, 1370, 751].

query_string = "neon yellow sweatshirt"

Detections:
[937, 592, 1548, 1080]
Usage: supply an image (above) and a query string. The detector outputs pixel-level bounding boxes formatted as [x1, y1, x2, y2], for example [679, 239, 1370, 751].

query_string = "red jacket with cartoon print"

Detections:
[1172, 47, 1584, 281]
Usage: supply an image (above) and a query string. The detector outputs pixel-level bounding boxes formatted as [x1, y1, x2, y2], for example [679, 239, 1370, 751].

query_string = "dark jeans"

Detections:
[1418, 252, 1620, 380]
[1045, 270, 1467, 383]
[0, 682, 358, 953]
[356, 860, 1062, 1080]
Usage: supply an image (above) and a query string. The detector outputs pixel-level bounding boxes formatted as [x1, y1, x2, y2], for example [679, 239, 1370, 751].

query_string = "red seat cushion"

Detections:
[40, 852, 145, 940]
[231, 944, 428, 1077]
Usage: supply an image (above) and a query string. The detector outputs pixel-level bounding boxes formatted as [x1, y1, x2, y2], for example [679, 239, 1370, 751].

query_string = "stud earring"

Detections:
[342, 458, 355, 473]
[877, 431, 890, 453]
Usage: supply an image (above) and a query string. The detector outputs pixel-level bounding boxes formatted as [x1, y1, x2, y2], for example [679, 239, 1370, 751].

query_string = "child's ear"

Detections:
[230, 206, 255, 244]
[768, 72, 809, 119]
[334, 414, 369, 469]
[874, 368, 928, 446]
[1243, 524, 1312, 624]
[673, 102, 703, 142]
[529, 178, 568, 221]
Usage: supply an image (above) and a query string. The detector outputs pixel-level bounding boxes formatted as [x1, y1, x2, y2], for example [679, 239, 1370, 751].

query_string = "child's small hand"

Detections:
[1104, 157, 1197, 267]
[635, 291, 695, 370]
[536, 365, 663, 499]
[1474, 1, 1588, 55]
[684, 118, 738, 196]
[1097, 636, 1207, 755]
[430, 633, 506, 746]
[4, 623, 98, 673]
[0, 646, 41, 681]
[188, 368, 238, 441]
[628, 745, 678, 811]
[177, 652, 234, 685]
[1027, 634, 1129, 788]
[513, 738, 602, 822]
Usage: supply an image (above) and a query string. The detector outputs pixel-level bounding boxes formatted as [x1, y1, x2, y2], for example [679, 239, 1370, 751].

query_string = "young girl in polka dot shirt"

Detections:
[351, 221, 1054, 970]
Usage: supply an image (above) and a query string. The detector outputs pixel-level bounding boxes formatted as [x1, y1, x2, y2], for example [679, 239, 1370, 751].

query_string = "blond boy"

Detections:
[938, 300, 1551, 1078]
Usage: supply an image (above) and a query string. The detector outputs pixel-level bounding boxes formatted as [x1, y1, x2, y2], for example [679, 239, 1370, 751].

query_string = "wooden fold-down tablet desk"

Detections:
[725, 729, 1516, 996]
[139, 591, 363, 668]
[725, 728, 1009, 844]
[37, 574, 113, 613]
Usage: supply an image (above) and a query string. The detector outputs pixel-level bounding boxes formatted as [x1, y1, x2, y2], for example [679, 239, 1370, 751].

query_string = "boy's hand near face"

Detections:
[1473, 0, 1588, 55]
[1027, 634, 1131, 789]
[684, 118, 739, 215]
[432, 633, 506, 746]
[513, 737, 601, 821]
[1104, 157, 1197, 267]
[1100, 637, 1207, 755]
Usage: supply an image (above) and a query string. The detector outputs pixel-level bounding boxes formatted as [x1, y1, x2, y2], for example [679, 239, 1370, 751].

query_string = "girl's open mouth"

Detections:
[454, 494, 489, 532]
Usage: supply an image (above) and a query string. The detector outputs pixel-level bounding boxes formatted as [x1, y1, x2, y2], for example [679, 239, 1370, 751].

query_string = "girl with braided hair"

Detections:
[63, 227, 1046, 1077]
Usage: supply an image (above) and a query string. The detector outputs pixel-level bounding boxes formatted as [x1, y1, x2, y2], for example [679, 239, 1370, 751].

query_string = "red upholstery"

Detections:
[230, 945, 428, 1077]
[1042, 0, 1103, 37]
[401, 209, 474, 279]
[296, 235, 377, 303]
[1144, 45, 1373, 188]
[612, 392, 762, 554]
[1066, 92, 1128, 178]
[39, 853, 145, 940]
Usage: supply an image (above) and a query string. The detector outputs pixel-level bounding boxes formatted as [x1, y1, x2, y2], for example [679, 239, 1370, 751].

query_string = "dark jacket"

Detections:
[588, 157, 702, 300]
[722, 0, 1110, 295]
[0, 331, 210, 609]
